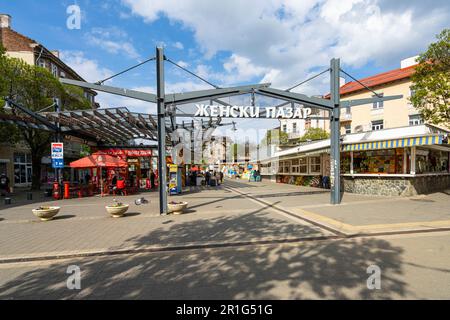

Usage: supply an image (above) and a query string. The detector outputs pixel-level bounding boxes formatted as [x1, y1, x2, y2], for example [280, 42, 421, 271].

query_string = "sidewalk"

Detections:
[225, 179, 450, 236]
[0, 183, 331, 262]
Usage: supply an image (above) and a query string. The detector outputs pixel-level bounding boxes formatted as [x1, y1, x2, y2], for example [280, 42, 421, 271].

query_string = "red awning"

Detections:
[70, 153, 128, 168]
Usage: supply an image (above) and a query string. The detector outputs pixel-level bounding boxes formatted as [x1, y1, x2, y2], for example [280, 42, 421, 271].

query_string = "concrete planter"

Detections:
[32, 206, 60, 221]
[168, 202, 188, 214]
[105, 204, 129, 218]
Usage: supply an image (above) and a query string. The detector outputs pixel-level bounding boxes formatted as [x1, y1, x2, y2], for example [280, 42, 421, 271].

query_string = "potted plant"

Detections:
[32, 206, 61, 221]
[168, 201, 188, 215]
[105, 199, 129, 218]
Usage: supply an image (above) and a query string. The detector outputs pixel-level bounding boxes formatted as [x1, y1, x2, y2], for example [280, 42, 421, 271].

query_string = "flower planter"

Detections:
[168, 201, 188, 214]
[105, 204, 129, 218]
[32, 206, 60, 221]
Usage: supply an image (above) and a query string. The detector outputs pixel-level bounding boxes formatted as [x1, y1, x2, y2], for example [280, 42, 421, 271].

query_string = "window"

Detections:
[37, 59, 46, 68]
[372, 93, 384, 109]
[346, 106, 351, 115]
[353, 149, 404, 174]
[344, 124, 351, 134]
[371, 120, 384, 131]
[291, 159, 299, 173]
[51, 63, 58, 77]
[282, 124, 287, 133]
[305, 118, 311, 129]
[292, 123, 297, 133]
[299, 158, 308, 173]
[416, 148, 449, 174]
[309, 156, 321, 173]
[410, 87, 416, 98]
[13, 152, 32, 185]
[283, 161, 290, 174]
[409, 114, 424, 126]
[278, 161, 291, 174]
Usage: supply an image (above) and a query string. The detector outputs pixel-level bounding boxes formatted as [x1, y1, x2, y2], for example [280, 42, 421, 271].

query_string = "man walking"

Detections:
[150, 169, 156, 189]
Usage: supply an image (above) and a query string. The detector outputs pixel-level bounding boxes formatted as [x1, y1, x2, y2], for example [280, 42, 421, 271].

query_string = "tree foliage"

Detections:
[261, 128, 288, 146]
[0, 50, 91, 189]
[296, 127, 330, 142]
[410, 29, 450, 127]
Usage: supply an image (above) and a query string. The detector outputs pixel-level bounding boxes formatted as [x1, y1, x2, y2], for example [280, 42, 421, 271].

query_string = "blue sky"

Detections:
[1, 0, 449, 138]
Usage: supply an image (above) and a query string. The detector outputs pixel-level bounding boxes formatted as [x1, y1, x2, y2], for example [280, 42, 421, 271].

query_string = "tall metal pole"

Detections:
[330, 58, 341, 205]
[156, 47, 168, 214]
[54, 98, 62, 184]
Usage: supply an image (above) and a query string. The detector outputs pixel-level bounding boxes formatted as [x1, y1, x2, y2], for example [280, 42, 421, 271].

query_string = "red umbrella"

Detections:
[70, 153, 128, 168]
[70, 153, 128, 197]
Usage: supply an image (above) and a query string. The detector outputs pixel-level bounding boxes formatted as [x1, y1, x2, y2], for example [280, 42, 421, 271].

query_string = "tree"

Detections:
[260, 128, 288, 146]
[410, 29, 450, 127]
[297, 127, 330, 142]
[0, 52, 91, 189]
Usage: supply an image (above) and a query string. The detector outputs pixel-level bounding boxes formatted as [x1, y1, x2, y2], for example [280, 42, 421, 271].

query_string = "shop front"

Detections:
[254, 124, 450, 196]
[342, 133, 450, 196]
[96, 148, 156, 189]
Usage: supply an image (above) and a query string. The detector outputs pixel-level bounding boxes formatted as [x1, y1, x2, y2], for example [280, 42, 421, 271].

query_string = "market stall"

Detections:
[69, 152, 128, 197]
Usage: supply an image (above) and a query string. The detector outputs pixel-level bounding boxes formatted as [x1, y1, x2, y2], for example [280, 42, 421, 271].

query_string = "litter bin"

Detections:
[64, 181, 70, 199]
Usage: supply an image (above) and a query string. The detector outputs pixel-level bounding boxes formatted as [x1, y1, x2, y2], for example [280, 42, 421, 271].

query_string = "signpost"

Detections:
[51, 142, 64, 169]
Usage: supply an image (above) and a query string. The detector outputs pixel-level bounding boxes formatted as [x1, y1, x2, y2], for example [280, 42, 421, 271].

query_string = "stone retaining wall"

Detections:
[343, 175, 450, 196]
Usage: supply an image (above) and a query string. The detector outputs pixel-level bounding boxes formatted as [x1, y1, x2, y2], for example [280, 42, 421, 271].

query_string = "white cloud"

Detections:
[85, 27, 140, 60]
[122, 0, 450, 93]
[173, 41, 184, 50]
[60, 51, 113, 83]
[176, 60, 189, 68]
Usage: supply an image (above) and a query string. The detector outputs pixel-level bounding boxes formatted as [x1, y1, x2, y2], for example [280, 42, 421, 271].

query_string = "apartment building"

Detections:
[0, 14, 98, 187]
[339, 56, 425, 134]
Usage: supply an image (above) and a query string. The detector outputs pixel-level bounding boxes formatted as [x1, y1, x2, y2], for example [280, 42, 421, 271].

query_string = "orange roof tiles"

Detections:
[338, 64, 416, 96]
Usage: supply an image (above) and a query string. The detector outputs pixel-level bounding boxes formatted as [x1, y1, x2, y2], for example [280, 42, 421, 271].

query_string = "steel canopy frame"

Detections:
[56, 47, 403, 212]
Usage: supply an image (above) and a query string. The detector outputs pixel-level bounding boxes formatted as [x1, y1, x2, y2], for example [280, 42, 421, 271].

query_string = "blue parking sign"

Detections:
[52, 158, 64, 169]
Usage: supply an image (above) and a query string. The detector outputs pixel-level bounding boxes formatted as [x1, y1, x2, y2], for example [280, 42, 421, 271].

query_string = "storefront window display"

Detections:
[353, 149, 404, 174]
[416, 148, 449, 174]
[341, 152, 351, 174]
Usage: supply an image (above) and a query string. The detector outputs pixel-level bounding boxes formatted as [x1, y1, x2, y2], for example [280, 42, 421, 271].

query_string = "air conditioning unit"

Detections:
[354, 125, 364, 133]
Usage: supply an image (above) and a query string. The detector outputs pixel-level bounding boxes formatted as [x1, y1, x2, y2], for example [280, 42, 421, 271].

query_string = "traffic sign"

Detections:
[51, 142, 64, 159]
[52, 158, 64, 169]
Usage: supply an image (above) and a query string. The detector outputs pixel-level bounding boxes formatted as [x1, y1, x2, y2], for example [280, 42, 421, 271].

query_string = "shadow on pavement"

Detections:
[0, 204, 408, 299]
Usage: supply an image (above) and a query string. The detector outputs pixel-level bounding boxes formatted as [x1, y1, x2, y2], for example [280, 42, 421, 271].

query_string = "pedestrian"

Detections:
[85, 172, 91, 185]
[0, 173, 10, 196]
[205, 170, 211, 186]
[219, 171, 224, 184]
[150, 169, 156, 189]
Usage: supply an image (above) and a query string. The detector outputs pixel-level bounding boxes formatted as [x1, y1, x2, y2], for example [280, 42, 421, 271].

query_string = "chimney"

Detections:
[51, 50, 60, 58]
[0, 14, 11, 28]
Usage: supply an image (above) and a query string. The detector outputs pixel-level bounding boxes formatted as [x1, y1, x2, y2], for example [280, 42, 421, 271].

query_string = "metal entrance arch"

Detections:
[57, 47, 402, 213]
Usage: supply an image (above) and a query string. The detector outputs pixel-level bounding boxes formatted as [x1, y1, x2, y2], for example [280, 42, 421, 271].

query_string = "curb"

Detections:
[225, 185, 450, 239]
[0, 234, 342, 265]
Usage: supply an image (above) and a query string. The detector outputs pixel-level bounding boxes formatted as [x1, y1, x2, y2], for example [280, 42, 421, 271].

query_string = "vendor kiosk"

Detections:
[168, 164, 182, 195]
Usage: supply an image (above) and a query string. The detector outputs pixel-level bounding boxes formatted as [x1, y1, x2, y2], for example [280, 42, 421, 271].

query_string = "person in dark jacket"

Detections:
[0, 173, 10, 196]
[150, 169, 156, 189]
[205, 171, 211, 186]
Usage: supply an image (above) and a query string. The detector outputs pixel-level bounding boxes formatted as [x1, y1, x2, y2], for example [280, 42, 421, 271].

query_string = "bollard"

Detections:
[4, 198, 11, 205]
[27, 192, 33, 200]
